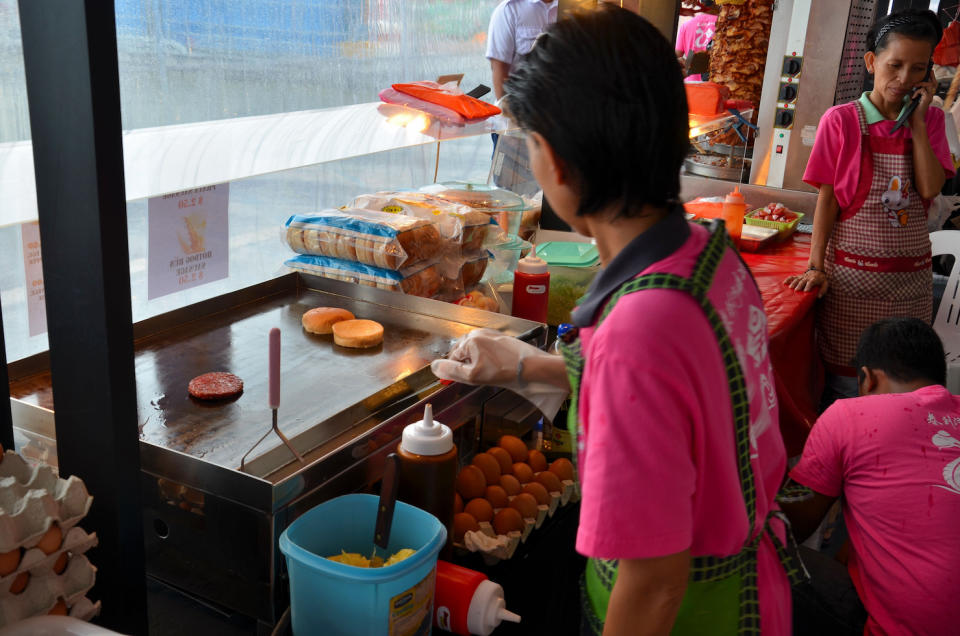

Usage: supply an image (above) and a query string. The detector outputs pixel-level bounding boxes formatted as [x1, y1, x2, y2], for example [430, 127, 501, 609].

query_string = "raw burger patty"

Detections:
[188, 372, 244, 400]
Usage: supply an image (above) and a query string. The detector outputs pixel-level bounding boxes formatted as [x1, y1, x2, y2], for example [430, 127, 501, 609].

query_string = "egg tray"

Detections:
[0, 526, 98, 594]
[454, 478, 580, 565]
[0, 552, 98, 626]
[0, 451, 93, 554]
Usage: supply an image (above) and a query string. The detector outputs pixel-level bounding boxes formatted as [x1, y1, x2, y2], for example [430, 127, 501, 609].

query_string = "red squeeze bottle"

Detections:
[722, 187, 746, 248]
[511, 249, 549, 323]
[434, 561, 521, 636]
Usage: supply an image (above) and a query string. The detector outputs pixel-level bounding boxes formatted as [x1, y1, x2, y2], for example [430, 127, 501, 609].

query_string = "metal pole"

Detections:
[0, 304, 14, 451]
[17, 1, 147, 633]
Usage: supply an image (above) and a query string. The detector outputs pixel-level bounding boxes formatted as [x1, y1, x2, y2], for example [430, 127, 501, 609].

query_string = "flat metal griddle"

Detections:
[10, 274, 533, 475]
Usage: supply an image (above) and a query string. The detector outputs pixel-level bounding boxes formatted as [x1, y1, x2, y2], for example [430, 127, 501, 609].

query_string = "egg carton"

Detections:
[0, 553, 98, 627]
[0, 452, 93, 554]
[0, 527, 98, 593]
[454, 476, 580, 565]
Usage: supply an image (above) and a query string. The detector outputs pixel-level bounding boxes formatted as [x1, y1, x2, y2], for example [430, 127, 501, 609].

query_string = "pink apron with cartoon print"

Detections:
[819, 102, 933, 373]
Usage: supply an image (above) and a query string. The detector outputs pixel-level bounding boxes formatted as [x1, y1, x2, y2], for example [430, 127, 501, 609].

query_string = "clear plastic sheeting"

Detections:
[114, 0, 502, 129]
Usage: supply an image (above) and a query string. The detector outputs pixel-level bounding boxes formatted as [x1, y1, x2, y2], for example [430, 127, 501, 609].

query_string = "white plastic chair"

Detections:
[931, 230, 960, 393]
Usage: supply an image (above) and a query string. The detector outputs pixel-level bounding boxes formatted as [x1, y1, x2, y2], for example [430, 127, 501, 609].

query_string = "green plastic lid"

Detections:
[535, 241, 599, 268]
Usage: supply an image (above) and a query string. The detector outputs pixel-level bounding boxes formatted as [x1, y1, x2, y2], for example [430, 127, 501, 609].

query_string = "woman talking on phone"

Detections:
[785, 9, 954, 400]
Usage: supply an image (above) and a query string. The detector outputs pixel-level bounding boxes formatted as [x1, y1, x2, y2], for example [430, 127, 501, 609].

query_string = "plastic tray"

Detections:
[744, 208, 804, 239]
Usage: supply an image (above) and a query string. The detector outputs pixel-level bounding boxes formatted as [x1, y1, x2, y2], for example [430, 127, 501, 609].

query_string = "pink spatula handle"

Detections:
[269, 328, 281, 409]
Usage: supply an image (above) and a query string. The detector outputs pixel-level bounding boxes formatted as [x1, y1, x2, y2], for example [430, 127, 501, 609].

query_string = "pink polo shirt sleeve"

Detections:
[802, 105, 863, 209]
[789, 402, 845, 498]
[926, 106, 956, 179]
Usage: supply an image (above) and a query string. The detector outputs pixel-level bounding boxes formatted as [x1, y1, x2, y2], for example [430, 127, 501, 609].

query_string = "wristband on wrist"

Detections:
[807, 265, 822, 273]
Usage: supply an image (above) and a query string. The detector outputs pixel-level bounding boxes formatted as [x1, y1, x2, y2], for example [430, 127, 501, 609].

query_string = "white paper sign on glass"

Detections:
[21, 221, 47, 337]
[148, 183, 230, 300]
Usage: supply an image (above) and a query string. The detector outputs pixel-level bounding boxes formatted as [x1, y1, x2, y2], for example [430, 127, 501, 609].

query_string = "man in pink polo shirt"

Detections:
[784, 317, 960, 635]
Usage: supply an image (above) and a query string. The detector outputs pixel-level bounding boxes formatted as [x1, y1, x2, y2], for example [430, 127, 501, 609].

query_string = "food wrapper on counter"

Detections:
[285, 254, 442, 298]
[285, 209, 443, 270]
[391, 81, 501, 120]
[350, 192, 491, 253]
[379, 88, 487, 127]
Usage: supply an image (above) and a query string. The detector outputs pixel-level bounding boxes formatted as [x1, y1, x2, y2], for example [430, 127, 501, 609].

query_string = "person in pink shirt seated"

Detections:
[675, 3, 718, 81]
[431, 6, 798, 634]
[783, 317, 960, 635]
[785, 9, 954, 403]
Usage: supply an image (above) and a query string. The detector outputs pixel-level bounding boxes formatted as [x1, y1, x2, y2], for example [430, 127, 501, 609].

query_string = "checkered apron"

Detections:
[818, 102, 933, 373]
[560, 222, 804, 635]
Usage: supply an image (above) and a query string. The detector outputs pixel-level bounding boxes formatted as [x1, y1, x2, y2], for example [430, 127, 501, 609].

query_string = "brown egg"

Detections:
[464, 498, 494, 523]
[535, 470, 563, 493]
[455, 466, 487, 500]
[484, 485, 509, 509]
[52, 552, 69, 575]
[487, 447, 514, 475]
[36, 524, 62, 556]
[499, 435, 529, 463]
[0, 549, 20, 577]
[549, 458, 575, 482]
[453, 513, 480, 543]
[528, 449, 548, 473]
[9, 571, 28, 594]
[512, 462, 534, 484]
[499, 474, 522, 496]
[48, 599, 67, 616]
[471, 453, 502, 486]
[454, 492, 464, 514]
[509, 492, 538, 519]
[493, 508, 524, 536]
[522, 482, 550, 506]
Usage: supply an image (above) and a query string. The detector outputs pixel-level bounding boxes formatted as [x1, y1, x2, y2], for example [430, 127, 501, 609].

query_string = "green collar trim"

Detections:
[858, 91, 910, 125]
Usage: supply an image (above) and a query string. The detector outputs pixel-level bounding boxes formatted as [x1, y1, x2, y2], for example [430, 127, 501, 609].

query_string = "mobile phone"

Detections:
[892, 60, 933, 132]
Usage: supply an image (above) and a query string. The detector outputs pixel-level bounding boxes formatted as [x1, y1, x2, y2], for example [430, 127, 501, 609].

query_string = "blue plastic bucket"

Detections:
[279, 493, 446, 635]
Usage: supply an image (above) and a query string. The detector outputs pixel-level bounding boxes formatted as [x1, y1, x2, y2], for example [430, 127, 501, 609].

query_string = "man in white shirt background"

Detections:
[486, 0, 558, 102]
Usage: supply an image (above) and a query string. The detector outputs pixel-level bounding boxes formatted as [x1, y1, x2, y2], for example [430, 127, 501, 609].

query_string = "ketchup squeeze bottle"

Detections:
[722, 187, 746, 248]
[434, 561, 521, 635]
[397, 404, 458, 559]
[511, 249, 549, 323]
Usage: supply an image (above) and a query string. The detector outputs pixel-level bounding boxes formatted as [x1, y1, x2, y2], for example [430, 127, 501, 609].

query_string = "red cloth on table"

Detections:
[742, 233, 821, 456]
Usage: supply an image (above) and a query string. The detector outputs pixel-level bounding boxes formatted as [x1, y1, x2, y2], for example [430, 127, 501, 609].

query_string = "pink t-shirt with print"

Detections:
[803, 102, 954, 210]
[791, 385, 960, 636]
[676, 13, 716, 82]
[575, 223, 791, 635]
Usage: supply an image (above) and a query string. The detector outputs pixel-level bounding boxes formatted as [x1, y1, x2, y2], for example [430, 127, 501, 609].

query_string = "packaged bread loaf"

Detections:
[285, 209, 442, 270]
[350, 192, 491, 253]
[285, 254, 442, 298]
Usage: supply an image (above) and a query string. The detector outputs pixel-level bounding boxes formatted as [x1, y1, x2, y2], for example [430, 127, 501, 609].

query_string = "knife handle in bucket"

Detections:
[269, 328, 281, 409]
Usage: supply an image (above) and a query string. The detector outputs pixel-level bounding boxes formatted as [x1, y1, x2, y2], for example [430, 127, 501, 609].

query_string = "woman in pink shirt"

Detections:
[785, 9, 954, 399]
[432, 6, 799, 635]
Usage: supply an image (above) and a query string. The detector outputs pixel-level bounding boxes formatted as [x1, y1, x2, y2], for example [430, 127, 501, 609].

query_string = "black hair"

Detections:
[867, 9, 942, 55]
[504, 5, 689, 218]
[854, 318, 946, 386]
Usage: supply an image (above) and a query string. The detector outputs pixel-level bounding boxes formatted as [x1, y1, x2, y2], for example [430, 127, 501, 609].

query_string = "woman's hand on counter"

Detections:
[784, 268, 829, 297]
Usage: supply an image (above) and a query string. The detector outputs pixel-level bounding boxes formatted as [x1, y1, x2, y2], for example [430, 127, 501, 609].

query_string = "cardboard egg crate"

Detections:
[0, 450, 99, 626]
[454, 475, 580, 565]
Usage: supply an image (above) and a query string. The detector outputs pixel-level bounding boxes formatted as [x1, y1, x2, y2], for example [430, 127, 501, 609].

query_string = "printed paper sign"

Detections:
[20, 221, 46, 337]
[148, 184, 229, 300]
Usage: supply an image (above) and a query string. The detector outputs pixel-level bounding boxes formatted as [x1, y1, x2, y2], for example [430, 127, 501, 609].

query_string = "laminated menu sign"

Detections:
[148, 184, 229, 300]
[21, 221, 46, 337]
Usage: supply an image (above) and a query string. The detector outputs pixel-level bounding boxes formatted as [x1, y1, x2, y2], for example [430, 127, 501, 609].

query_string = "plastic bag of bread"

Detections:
[350, 192, 491, 253]
[285, 254, 442, 298]
[437, 251, 490, 299]
[285, 209, 442, 270]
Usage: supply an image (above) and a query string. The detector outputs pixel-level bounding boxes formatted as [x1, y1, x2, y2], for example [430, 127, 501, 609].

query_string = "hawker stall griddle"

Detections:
[7, 273, 547, 632]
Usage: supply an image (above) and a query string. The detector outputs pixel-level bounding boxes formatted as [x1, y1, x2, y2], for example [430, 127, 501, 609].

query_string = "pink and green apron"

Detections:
[819, 102, 933, 374]
[558, 222, 805, 635]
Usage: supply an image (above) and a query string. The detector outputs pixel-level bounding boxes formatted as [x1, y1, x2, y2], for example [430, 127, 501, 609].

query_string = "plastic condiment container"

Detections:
[536, 241, 600, 326]
[722, 187, 746, 247]
[434, 560, 521, 636]
[512, 249, 550, 323]
[397, 404, 458, 559]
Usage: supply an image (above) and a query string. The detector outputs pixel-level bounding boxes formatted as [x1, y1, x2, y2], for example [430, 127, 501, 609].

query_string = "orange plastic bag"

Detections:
[934, 21, 960, 68]
[392, 82, 501, 120]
